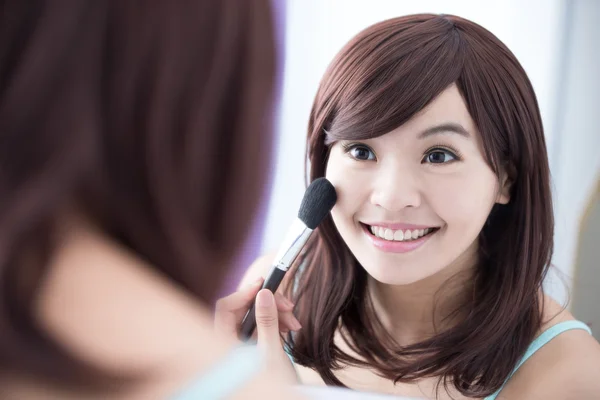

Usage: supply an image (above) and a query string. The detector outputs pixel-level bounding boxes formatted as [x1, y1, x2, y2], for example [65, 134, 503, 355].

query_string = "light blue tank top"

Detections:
[484, 320, 592, 400]
[170, 321, 591, 399]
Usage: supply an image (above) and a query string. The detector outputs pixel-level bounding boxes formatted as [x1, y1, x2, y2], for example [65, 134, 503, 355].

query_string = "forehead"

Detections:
[381, 84, 479, 142]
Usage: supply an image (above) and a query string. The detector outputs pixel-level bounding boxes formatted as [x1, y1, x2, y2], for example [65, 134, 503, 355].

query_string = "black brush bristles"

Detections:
[297, 178, 337, 229]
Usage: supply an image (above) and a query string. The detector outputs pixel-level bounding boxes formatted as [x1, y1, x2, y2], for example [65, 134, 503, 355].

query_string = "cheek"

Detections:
[325, 154, 369, 230]
[425, 165, 499, 227]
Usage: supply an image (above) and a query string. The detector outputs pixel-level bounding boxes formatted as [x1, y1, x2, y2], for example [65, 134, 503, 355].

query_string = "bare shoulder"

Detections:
[499, 296, 600, 399]
[34, 228, 237, 398]
[540, 294, 575, 328]
[19, 223, 306, 399]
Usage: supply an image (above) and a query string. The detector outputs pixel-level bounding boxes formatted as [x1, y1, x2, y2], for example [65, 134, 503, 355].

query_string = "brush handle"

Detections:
[239, 267, 287, 341]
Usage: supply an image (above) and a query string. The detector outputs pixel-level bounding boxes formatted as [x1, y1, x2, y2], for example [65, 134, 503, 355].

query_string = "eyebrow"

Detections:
[417, 123, 471, 139]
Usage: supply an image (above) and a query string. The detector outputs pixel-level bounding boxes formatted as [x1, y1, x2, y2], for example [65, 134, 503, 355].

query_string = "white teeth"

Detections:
[369, 225, 435, 242]
[393, 230, 404, 241]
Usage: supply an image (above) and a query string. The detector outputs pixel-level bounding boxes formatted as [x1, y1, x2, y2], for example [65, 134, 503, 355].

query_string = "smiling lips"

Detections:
[362, 223, 439, 253]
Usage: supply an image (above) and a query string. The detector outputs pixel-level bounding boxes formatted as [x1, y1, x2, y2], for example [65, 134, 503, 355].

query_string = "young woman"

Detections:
[237, 13, 600, 399]
[0, 1, 301, 399]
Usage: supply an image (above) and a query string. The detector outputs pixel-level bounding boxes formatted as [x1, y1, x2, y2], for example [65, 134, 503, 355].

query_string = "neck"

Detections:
[367, 244, 478, 346]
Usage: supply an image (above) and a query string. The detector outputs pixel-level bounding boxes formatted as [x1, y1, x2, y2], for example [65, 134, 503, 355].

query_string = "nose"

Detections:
[370, 163, 422, 212]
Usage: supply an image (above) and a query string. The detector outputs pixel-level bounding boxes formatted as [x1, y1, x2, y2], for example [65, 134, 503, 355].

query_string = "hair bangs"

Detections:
[324, 16, 466, 144]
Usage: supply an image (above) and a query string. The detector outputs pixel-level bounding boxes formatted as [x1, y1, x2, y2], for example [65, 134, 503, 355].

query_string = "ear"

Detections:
[496, 170, 513, 205]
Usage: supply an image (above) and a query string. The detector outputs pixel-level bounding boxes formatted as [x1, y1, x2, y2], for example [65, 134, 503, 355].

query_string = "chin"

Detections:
[360, 261, 435, 286]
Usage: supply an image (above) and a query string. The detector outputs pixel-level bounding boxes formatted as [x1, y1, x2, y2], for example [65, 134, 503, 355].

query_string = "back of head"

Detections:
[0, 0, 275, 389]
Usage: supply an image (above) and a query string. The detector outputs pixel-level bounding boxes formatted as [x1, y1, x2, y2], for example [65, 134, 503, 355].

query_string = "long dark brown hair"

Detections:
[0, 0, 275, 390]
[285, 14, 553, 398]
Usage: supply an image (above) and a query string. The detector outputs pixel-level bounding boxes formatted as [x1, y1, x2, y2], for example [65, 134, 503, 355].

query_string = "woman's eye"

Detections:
[346, 145, 376, 161]
[423, 149, 458, 164]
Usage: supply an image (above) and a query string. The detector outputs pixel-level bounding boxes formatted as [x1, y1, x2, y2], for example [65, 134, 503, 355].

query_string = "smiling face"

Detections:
[325, 84, 511, 285]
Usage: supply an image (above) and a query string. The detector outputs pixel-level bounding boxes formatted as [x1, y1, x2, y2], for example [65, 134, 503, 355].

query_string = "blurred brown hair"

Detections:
[0, 0, 275, 389]
[286, 14, 552, 398]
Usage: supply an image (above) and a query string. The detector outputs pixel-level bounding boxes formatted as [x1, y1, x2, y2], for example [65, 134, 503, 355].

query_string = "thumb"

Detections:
[255, 289, 297, 379]
[254, 289, 283, 352]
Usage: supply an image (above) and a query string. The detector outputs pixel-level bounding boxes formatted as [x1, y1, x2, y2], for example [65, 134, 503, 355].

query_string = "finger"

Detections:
[255, 289, 282, 352]
[277, 310, 302, 332]
[214, 278, 263, 314]
[243, 292, 293, 342]
[255, 290, 297, 373]
[214, 308, 239, 338]
[241, 276, 265, 290]
[274, 293, 294, 312]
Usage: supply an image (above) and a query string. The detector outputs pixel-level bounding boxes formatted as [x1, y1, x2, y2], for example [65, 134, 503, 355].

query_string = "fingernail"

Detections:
[256, 290, 273, 308]
[283, 297, 294, 308]
[292, 319, 302, 330]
